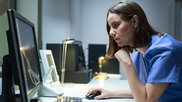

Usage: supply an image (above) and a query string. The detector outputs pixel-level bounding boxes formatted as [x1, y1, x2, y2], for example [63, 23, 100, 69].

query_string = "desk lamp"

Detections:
[61, 39, 74, 86]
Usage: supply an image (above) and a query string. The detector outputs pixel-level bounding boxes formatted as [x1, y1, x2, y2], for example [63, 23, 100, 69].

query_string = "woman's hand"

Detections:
[87, 88, 113, 100]
[114, 47, 132, 66]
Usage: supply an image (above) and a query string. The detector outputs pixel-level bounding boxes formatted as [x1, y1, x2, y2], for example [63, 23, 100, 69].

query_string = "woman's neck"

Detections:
[136, 45, 148, 57]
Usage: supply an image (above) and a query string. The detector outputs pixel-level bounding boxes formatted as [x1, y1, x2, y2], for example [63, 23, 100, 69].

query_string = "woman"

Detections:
[87, 1, 182, 102]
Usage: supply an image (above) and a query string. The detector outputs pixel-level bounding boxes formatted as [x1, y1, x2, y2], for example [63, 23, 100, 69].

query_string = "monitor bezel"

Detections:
[7, 9, 42, 101]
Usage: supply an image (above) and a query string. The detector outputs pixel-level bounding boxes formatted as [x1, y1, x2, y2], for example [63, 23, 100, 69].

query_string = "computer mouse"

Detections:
[86, 92, 101, 100]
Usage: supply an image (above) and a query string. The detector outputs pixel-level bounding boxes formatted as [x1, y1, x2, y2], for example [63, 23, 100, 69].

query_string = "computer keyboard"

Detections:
[57, 96, 82, 102]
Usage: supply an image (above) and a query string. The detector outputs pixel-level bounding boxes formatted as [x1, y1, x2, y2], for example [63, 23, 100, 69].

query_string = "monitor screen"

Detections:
[16, 16, 41, 95]
[5, 9, 42, 101]
[88, 44, 106, 73]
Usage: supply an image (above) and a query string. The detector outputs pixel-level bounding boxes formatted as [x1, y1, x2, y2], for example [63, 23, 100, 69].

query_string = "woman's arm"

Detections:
[106, 89, 133, 99]
[115, 48, 169, 102]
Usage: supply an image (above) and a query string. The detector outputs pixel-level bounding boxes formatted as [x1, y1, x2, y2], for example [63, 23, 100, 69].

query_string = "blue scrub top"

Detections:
[132, 34, 182, 102]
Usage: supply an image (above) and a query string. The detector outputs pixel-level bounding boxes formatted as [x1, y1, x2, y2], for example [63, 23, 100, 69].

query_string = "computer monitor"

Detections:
[2, 9, 42, 102]
[88, 44, 106, 73]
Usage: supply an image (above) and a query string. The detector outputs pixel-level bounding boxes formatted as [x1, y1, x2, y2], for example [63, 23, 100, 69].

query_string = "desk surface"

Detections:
[41, 74, 135, 102]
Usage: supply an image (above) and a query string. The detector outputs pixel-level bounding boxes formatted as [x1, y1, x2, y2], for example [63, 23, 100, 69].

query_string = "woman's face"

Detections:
[107, 13, 135, 47]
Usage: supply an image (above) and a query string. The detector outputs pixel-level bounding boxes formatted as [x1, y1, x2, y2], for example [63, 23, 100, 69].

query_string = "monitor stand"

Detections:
[38, 67, 63, 96]
[39, 80, 63, 96]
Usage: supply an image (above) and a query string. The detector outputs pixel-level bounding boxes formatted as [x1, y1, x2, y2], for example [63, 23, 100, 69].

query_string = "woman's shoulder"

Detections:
[145, 33, 182, 57]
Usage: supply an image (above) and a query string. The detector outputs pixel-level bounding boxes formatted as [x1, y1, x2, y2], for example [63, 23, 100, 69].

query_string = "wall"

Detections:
[0, 13, 8, 65]
[174, 1, 182, 41]
[41, 0, 175, 78]
[42, 0, 71, 49]
[78, 0, 174, 78]
[70, 0, 81, 40]
[0, 0, 16, 64]
[42, 0, 174, 56]
[80, 0, 174, 50]
[16, 0, 38, 40]
[0, 0, 38, 64]
[80, 0, 118, 48]
[0, 0, 176, 79]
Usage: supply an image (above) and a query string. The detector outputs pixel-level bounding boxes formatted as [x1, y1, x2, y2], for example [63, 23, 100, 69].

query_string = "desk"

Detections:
[41, 74, 135, 102]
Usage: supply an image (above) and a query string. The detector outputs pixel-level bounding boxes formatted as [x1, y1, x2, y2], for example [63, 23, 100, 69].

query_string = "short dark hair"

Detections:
[106, 1, 159, 58]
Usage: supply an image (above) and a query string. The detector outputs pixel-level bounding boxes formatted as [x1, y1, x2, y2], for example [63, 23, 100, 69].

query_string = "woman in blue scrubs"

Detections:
[87, 1, 182, 102]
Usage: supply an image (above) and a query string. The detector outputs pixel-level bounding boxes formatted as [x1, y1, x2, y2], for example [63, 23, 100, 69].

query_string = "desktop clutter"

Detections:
[1, 9, 86, 102]
[47, 39, 92, 84]
[1, 9, 120, 102]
